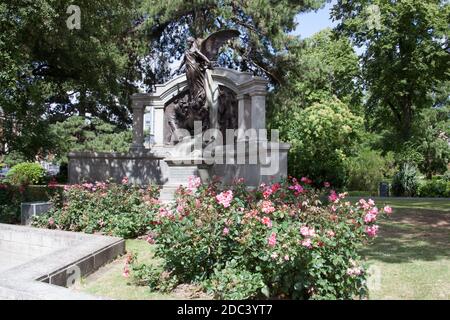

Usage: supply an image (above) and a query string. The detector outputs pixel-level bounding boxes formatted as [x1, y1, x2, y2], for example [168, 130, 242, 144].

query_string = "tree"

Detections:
[332, 0, 450, 142]
[0, 0, 143, 124]
[50, 116, 132, 164]
[1, 0, 326, 162]
[268, 28, 362, 122]
[139, 0, 325, 85]
[0, 0, 143, 161]
[346, 148, 395, 192]
[414, 107, 450, 179]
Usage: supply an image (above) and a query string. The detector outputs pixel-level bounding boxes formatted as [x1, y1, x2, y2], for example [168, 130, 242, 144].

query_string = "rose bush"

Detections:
[129, 177, 392, 300]
[33, 180, 160, 238]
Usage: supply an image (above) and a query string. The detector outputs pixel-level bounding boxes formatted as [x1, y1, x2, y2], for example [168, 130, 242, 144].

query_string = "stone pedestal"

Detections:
[159, 158, 211, 203]
[130, 101, 145, 151]
[21, 202, 53, 225]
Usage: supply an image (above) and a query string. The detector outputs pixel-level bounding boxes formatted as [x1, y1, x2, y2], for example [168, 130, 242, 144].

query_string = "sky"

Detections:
[293, 0, 338, 39]
[292, 0, 366, 55]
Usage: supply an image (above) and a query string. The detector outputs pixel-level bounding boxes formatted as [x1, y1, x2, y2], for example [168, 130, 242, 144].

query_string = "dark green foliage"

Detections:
[346, 149, 395, 192]
[417, 179, 450, 198]
[203, 261, 266, 300]
[141, 0, 325, 84]
[50, 116, 132, 163]
[0, 184, 62, 224]
[3, 151, 28, 167]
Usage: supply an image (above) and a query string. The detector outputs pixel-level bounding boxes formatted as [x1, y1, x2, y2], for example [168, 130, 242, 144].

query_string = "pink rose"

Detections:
[223, 227, 230, 236]
[364, 213, 377, 223]
[261, 216, 272, 228]
[122, 266, 130, 278]
[383, 206, 393, 215]
[263, 187, 273, 199]
[328, 190, 338, 202]
[347, 267, 362, 276]
[301, 238, 312, 248]
[289, 183, 304, 195]
[146, 234, 155, 244]
[324, 182, 331, 188]
[261, 200, 275, 214]
[268, 232, 277, 247]
[358, 199, 370, 210]
[121, 176, 129, 185]
[216, 190, 233, 208]
[271, 183, 281, 193]
[301, 177, 312, 184]
[300, 226, 316, 237]
[326, 230, 335, 237]
[187, 176, 201, 189]
[365, 225, 379, 237]
[158, 207, 174, 219]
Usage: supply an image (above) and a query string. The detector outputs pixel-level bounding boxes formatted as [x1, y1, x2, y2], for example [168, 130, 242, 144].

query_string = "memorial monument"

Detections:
[68, 30, 291, 201]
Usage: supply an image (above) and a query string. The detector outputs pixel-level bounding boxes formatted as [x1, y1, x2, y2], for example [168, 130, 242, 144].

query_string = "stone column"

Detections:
[153, 105, 165, 146]
[250, 91, 267, 140]
[130, 101, 145, 151]
[237, 94, 250, 141]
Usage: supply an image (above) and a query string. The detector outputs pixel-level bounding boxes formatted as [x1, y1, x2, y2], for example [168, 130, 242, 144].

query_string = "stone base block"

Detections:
[21, 202, 53, 225]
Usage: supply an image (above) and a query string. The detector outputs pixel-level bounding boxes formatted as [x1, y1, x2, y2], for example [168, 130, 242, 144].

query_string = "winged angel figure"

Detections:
[165, 30, 240, 144]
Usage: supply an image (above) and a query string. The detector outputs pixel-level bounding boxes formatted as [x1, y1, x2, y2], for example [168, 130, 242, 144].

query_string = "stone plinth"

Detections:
[159, 158, 211, 203]
[68, 150, 168, 185]
[21, 202, 53, 225]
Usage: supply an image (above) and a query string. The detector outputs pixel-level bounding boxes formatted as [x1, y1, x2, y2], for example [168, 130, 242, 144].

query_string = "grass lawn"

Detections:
[347, 197, 450, 211]
[73, 240, 174, 300]
[75, 199, 450, 300]
[362, 202, 450, 299]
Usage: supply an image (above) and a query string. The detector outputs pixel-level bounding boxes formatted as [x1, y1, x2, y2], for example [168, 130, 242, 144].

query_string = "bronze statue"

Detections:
[164, 30, 240, 145]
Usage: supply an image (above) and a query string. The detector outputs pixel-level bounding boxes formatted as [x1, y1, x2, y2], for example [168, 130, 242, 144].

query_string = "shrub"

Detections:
[346, 148, 394, 192]
[443, 170, 450, 182]
[129, 178, 391, 300]
[0, 183, 21, 224]
[0, 183, 62, 224]
[6, 162, 45, 185]
[392, 163, 419, 197]
[32, 181, 160, 238]
[346, 190, 379, 197]
[418, 179, 450, 198]
[203, 261, 266, 299]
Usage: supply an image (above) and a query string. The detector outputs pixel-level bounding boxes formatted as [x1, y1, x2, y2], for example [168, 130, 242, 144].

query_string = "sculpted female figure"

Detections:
[165, 30, 240, 144]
